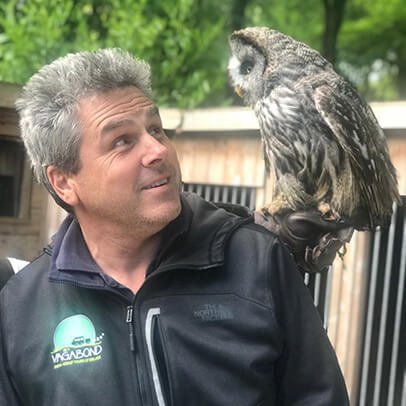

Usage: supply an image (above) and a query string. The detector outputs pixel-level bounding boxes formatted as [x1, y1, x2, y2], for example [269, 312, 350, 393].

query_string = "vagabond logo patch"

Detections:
[50, 314, 104, 369]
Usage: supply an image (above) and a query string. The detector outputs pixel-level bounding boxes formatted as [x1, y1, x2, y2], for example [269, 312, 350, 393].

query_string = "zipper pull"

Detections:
[126, 305, 136, 352]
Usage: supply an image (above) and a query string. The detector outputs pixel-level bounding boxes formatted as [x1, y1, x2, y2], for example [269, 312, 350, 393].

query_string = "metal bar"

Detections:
[231, 187, 238, 205]
[240, 187, 247, 207]
[323, 267, 334, 330]
[250, 188, 256, 210]
[204, 185, 211, 201]
[343, 231, 361, 374]
[373, 204, 397, 406]
[331, 258, 345, 348]
[315, 272, 328, 326]
[213, 186, 220, 202]
[221, 187, 229, 203]
[359, 228, 382, 406]
[387, 208, 406, 406]
[313, 273, 321, 308]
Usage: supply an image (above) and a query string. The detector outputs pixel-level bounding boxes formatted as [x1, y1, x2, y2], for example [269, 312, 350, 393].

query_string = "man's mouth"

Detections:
[142, 177, 169, 190]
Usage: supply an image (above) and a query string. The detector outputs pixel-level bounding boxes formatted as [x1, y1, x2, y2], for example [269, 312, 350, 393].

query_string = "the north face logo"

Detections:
[193, 304, 234, 322]
[50, 314, 104, 369]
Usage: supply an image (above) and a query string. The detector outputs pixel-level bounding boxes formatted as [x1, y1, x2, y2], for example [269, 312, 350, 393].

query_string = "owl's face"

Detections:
[227, 39, 267, 106]
[228, 27, 330, 106]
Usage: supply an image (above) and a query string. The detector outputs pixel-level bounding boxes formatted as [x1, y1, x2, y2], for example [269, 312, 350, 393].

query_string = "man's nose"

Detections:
[140, 132, 168, 167]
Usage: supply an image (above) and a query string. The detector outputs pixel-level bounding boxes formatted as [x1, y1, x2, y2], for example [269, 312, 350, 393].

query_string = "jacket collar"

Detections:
[48, 192, 251, 287]
[155, 192, 250, 271]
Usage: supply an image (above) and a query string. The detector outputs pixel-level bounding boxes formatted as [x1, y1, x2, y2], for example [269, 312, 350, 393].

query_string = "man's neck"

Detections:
[79, 221, 162, 294]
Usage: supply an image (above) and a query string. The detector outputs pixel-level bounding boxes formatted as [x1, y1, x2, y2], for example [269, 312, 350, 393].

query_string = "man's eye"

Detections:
[113, 137, 131, 148]
[149, 127, 165, 138]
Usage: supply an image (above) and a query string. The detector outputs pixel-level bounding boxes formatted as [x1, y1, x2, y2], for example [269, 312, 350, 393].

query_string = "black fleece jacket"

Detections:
[0, 192, 349, 405]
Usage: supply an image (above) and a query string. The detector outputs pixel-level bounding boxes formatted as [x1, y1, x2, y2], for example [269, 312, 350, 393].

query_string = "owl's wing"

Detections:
[313, 77, 381, 178]
[313, 75, 398, 223]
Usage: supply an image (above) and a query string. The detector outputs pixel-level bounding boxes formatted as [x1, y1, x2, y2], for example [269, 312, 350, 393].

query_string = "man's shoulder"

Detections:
[228, 219, 282, 256]
[181, 191, 281, 245]
[0, 251, 50, 300]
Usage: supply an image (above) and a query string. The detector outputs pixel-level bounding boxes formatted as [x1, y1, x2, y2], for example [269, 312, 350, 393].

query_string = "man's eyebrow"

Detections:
[146, 105, 160, 118]
[100, 106, 160, 135]
[101, 118, 136, 135]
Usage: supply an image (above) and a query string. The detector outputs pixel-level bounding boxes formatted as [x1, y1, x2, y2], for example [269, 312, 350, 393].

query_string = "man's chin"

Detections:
[139, 198, 181, 228]
[158, 199, 182, 223]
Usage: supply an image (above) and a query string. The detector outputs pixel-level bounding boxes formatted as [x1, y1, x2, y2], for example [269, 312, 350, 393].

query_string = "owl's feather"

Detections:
[228, 27, 400, 230]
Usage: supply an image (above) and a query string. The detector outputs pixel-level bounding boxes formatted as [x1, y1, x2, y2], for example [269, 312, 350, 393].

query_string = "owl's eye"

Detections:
[240, 60, 254, 75]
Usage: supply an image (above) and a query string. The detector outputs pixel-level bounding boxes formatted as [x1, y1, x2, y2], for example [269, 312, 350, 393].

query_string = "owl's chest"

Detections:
[254, 87, 325, 144]
[254, 87, 331, 169]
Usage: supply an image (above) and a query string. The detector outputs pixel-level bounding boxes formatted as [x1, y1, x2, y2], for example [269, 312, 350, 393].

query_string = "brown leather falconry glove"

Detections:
[213, 201, 353, 274]
[254, 209, 354, 274]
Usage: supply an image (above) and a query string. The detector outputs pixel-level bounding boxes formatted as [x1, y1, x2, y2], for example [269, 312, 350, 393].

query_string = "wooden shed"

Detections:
[0, 80, 405, 259]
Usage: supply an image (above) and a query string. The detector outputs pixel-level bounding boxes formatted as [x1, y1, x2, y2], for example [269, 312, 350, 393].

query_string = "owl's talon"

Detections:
[318, 202, 340, 222]
[321, 211, 339, 222]
[318, 202, 331, 215]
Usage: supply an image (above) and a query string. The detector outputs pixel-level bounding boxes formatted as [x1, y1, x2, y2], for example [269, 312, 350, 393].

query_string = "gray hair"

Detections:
[15, 48, 152, 211]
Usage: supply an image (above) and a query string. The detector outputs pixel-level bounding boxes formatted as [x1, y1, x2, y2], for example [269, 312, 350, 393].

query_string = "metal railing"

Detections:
[356, 198, 405, 406]
[183, 182, 257, 210]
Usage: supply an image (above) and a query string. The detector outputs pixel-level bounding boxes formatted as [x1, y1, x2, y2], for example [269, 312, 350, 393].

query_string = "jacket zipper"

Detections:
[125, 304, 150, 404]
[126, 305, 136, 352]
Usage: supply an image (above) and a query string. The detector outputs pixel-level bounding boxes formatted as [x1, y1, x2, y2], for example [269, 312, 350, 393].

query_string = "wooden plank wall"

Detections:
[0, 103, 49, 261]
[0, 180, 47, 260]
[173, 132, 265, 187]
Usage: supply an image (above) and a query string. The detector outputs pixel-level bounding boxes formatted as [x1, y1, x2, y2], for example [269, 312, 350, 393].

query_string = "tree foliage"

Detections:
[0, 0, 75, 82]
[339, 0, 406, 99]
[0, 0, 405, 106]
[0, 0, 230, 107]
[245, 0, 324, 51]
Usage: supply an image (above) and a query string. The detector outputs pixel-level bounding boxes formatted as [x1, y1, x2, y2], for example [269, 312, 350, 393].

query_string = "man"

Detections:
[0, 49, 349, 405]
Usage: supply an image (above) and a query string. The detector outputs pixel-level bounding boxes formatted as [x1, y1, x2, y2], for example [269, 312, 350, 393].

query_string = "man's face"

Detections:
[67, 86, 182, 234]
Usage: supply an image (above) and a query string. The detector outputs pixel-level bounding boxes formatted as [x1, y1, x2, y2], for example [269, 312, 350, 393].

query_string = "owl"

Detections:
[228, 27, 400, 231]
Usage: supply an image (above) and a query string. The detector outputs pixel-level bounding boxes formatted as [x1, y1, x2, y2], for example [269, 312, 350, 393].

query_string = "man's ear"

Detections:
[46, 166, 78, 207]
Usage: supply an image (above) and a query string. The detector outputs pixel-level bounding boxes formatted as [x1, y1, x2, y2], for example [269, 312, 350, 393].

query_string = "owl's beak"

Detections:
[235, 85, 244, 98]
